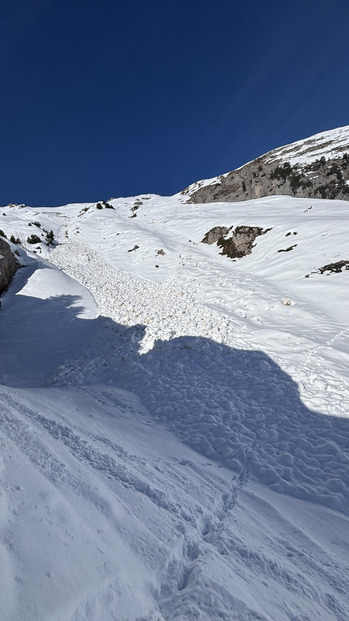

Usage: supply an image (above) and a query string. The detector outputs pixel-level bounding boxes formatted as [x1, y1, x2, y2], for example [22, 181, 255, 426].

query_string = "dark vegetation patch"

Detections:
[27, 234, 41, 244]
[78, 207, 90, 217]
[270, 162, 293, 181]
[45, 230, 55, 246]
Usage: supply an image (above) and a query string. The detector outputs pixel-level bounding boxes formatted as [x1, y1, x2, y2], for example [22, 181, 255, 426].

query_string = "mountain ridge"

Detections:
[183, 125, 349, 203]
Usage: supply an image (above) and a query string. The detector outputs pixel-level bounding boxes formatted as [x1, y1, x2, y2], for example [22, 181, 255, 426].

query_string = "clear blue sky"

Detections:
[1, 0, 348, 206]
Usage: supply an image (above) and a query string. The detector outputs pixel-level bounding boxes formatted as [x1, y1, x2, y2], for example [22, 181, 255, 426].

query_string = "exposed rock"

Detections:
[202, 225, 271, 259]
[0, 237, 19, 295]
[183, 126, 349, 203]
[306, 260, 349, 277]
[201, 226, 230, 245]
[277, 244, 297, 253]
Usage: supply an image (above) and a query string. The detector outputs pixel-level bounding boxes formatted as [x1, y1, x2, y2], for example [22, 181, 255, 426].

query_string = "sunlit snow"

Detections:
[0, 189, 348, 620]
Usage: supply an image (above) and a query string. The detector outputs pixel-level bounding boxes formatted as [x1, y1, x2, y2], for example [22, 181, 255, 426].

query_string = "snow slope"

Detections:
[264, 124, 349, 166]
[0, 192, 349, 620]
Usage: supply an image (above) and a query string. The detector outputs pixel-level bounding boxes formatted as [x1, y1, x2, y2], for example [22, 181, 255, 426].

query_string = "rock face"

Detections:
[0, 237, 19, 295]
[202, 225, 270, 259]
[183, 125, 349, 203]
[201, 226, 230, 245]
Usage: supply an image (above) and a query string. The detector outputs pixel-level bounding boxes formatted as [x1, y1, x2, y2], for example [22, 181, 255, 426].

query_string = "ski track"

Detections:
[47, 241, 349, 516]
[1, 156, 349, 621]
[1, 388, 348, 621]
[0, 234, 348, 619]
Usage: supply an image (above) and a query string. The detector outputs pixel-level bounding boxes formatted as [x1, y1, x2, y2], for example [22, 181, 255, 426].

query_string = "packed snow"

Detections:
[0, 191, 349, 620]
[265, 124, 349, 166]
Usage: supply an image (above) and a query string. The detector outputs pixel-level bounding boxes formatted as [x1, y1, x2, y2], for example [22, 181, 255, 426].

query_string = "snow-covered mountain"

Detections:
[184, 125, 349, 203]
[0, 134, 349, 620]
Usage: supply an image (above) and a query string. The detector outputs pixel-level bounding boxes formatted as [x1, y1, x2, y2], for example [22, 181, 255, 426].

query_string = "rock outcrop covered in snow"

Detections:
[0, 237, 18, 295]
[183, 125, 349, 203]
[202, 225, 270, 259]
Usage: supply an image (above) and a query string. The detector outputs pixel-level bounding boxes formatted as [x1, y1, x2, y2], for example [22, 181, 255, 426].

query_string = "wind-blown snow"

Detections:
[265, 124, 349, 166]
[0, 191, 349, 620]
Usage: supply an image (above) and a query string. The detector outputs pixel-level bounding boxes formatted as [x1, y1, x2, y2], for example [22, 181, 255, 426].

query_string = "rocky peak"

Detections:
[183, 125, 349, 203]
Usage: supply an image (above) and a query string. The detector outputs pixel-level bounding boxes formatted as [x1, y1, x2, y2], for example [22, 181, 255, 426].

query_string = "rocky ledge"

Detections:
[0, 237, 19, 296]
[183, 126, 349, 203]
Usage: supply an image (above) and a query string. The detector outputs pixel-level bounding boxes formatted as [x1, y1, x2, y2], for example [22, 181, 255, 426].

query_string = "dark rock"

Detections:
[201, 226, 230, 245]
[305, 260, 349, 278]
[0, 238, 19, 295]
[201, 225, 271, 259]
[217, 226, 270, 259]
[183, 129, 349, 203]
[278, 245, 297, 252]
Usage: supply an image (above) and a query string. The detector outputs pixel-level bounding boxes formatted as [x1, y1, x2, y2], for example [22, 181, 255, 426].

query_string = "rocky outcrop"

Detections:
[202, 225, 271, 259]
[183, 126, 349, 203]
[0, 237, 19, 295]
[201, 226, 230, 245]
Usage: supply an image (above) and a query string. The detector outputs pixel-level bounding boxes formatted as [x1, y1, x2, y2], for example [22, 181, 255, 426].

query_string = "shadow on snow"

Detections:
[1, 292, 348, 514]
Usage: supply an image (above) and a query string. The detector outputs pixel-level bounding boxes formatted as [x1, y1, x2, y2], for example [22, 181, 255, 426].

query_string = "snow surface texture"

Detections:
[265, 124, 349, 166]
[0, 192, 349, 620]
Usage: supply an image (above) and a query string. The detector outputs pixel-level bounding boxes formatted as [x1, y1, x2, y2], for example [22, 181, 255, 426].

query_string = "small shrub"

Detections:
[45, 230, 55, 245]
[0, 229, 7, 238]
[270, 161, 293, 181]
[10, 235, 21, 244]
[27, 234, 41, 244]
[290, 174, 302, 193]
[96, 202, 103, 210]
[300, 179, 312, 189]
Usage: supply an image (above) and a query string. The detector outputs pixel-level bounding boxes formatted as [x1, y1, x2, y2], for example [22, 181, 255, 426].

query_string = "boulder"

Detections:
[0, 237, 19, 295]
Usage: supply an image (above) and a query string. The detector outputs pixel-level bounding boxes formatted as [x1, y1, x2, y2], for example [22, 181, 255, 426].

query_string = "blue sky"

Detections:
[1, 0, 348, 206]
